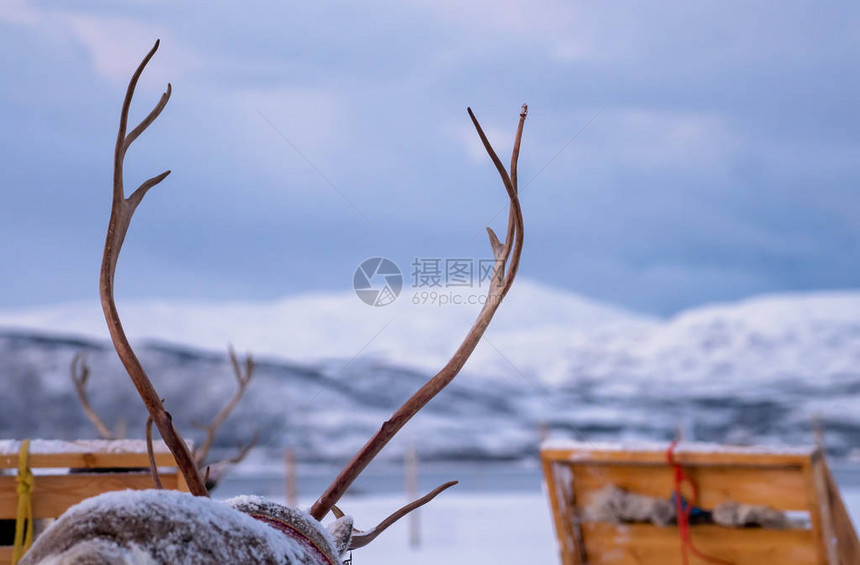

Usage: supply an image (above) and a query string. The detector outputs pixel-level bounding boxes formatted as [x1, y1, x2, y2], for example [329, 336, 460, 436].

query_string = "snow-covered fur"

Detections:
[586, 485, 794, 530]
[586, 484, 675, 526]
[20, 490, 352, 565]
[712, 500, 791, 529]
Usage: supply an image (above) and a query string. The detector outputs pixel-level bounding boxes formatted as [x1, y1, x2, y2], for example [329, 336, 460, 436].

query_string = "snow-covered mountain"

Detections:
[0, 280, 654, 383]
[2, 283, 860, 461]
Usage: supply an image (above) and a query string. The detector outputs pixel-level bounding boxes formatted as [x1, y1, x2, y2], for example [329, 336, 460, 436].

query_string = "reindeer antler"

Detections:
[70, 353, 115, 440]
[341, 480, 458, 549]
[194, 346, 257, 466]
[309, 104, 528, 521]
[99, 40, 208, 497]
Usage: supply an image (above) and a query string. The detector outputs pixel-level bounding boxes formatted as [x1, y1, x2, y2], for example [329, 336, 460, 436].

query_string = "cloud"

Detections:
[65, 14, 200, 85]
[0, 0, 858, 315]
[0, 1, 200, 85]
[230, 86, 346, 185]
[0, 0, 39, 26]
[411, 0, 582, 43]
[585, 108, 743, 171]
[447, 120, 515, 164]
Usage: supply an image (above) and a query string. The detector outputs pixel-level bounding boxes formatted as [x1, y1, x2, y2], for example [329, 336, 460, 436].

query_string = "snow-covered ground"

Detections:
[257, 487, 860, 564]
[321, 492, 557, 564]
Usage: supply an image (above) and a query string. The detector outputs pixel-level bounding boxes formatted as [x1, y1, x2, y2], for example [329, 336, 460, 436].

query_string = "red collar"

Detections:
[248, 512, 336, 565]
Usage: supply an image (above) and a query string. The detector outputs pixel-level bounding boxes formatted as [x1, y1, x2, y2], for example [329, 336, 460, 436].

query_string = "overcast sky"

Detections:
[1, 0, 858, 315]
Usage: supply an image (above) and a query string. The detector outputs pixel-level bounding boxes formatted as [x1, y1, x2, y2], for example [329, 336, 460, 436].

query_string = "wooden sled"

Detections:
[541, 440, 860, 565]
[0, 439, 188, 564]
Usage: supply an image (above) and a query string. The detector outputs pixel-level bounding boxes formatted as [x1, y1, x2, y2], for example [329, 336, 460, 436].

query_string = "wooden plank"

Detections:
[822, 462, 860, 565]
[803, 459, 830, 565]
[811, 459, 839, 564]
[0, 546, 13, 565]
[0, 473, 179, 519]
[0, 451, 177, 470]
[540, 443, 856, 565]
[543, 458, 578, 565]
[581, 522, 817, 565]
[0, 440, 187, 469]
[570, 462, 810, 511]
[542, 445, 817, 468]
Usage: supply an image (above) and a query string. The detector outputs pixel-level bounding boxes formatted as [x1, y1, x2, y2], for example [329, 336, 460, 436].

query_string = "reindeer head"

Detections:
[23, 40, 527, 564]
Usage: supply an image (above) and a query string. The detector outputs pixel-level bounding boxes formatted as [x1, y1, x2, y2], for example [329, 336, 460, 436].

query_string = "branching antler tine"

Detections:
[501, 185, 525, 293]
[124, 83, 172, 154]
[101, 40, 208, 497]
[509, 104, 528, 194]
[467, 107, 515, 198]
[331, 505, 346, 520]
[500, 104, 528, 268]
[502, 213, 524, 292]
[228, 344, 241, 380]
[245, 356, 255, 386]
[348, 481, 459, 549]
[310, 106, 527, 522]
[470, 105, 525, 292]
[195, 347, 256, 465]
[467, 103, 524, 295]
[70, 353, 114, 440]
[228, 344, 254, 387]
[114, 40, 161, 203]
[145, 416, 164, 490]
[128, 170, 171, 211]
[226, 430, 259, 465]
[70, 352, 89, 385]
[486, 227, 504, 261]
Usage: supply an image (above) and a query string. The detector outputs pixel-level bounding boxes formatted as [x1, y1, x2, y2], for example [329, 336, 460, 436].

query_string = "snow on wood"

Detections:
[541, 439, 816, 456]
[0, 439, 174, 455]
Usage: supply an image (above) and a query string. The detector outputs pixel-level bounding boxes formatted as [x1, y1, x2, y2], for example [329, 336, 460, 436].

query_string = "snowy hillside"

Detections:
[2, 285, 860, 460]
[0, 280, 654, 382]
[0, 331, 534, 462]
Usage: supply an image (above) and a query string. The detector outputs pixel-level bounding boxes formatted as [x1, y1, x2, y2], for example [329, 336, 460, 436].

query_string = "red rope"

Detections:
[666, 441, 733, 565]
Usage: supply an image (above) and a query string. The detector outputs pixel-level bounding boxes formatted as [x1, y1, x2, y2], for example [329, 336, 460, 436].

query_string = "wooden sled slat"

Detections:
[0, 439, 178, 470]
[571, 463, 811, 511]
[0, 473, 180, 519]
[541, 441, 860, 565]
[0, 439, 189, 564]
[581, 523, 817, 565]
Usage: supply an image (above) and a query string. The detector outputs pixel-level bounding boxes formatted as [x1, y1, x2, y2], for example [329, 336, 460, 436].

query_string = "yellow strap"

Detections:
[11, 439, 34, 565]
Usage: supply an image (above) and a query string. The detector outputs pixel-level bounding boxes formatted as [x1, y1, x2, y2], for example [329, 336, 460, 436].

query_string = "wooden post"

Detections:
[823, 460, 860, 564]
[812, 414, 825, 451]
[405, 445, 420, 549]
[285, 448, 298, 507]
[674, 422, 685, 442]
[539, 421, 550, 444]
